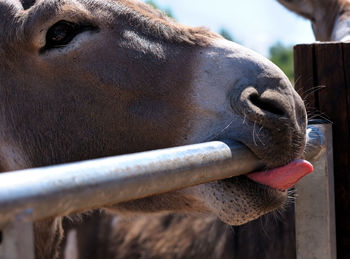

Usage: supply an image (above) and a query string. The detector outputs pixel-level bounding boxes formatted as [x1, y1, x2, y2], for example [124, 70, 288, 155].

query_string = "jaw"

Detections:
[195, 177, 287, 225]
[107, 175, 288, 226]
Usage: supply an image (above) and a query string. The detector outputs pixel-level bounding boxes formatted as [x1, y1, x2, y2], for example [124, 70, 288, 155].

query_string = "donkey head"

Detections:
[0, 0, 306, 226]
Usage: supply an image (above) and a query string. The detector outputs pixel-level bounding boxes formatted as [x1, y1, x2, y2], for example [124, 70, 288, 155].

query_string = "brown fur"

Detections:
[0, 0, 307, 258]
[277, 0, 350, 40]
[34, 218, 64, 259]
[59, 208, 297, 259]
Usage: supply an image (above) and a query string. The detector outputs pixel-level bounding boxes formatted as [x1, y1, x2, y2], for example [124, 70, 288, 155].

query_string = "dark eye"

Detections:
[42, 20, 96, 52]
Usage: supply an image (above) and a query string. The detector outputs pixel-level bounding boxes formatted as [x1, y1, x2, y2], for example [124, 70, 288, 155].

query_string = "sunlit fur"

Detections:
[0, 0, 307, 258]
[277, 0, 350, 41]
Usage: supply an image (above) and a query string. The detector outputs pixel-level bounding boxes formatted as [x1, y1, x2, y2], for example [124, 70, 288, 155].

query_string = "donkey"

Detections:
[278, 0, 350, 41]
[0, 0, 308, 258]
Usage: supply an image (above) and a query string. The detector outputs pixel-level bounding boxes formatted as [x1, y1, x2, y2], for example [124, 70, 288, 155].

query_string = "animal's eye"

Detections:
[42, 20, 95, 52]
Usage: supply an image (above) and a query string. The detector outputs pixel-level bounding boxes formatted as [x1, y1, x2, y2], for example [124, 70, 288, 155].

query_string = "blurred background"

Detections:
[142, 0, 316, 83]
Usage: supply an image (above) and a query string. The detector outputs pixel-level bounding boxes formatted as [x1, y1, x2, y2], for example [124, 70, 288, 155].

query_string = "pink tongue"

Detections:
[247, 159, 313, 190]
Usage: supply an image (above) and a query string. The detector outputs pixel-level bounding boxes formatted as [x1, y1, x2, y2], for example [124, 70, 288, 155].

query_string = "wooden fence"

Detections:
[294, 42, 350, 259]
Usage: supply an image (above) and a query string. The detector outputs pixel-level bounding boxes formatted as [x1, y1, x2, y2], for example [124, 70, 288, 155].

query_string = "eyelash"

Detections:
[40, 20, 97, 53]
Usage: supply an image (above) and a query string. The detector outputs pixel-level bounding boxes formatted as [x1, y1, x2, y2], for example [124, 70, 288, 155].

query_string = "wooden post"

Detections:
[294, 42, 350, 259]
[295, 124, 336, 259]
[0, 210, 35, 259]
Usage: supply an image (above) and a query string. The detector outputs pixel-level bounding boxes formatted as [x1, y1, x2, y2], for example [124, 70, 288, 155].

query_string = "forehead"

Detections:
[0, 0, 104, 47]
[0, 0, 166, 21]
[1, 0, 215, 52]
[0, 0, 170, 40]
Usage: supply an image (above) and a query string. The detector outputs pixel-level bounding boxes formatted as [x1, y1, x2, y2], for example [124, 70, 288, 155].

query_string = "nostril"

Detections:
[249, 94, 286, 117]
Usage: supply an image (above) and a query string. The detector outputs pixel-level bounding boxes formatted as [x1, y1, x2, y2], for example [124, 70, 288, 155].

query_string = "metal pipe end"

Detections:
[304, 125, 326, 161]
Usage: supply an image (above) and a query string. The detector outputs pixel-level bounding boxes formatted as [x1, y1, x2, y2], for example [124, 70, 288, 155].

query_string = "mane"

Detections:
[114, 0, 219, 46]
[0, 0, 220, 50]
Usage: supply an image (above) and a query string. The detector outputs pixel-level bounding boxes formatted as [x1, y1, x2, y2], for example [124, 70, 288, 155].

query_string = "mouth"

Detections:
[214, 136, 313, 192]
[204, 157, 313, 225]
[219, 121, 312, 191]
[246, 159, 313, 191]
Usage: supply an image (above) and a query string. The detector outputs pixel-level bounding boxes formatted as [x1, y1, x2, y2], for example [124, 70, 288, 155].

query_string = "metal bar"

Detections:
[0, 126, 324, 227]
[295, 124, 337, 259]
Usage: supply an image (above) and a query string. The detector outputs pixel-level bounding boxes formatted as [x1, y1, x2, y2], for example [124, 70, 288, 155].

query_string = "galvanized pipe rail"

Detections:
[0, 141, 258, 226]
[0, 126, 324, 227]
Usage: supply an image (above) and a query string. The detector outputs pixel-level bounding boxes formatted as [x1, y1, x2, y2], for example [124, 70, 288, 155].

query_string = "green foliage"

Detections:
[163, 8, 175, 19]
[144, 1, 238, 43]
[145, 0, 175, 19]
[145, 0, 157, 9]
[218, 28, 240, 44]
[144, 1, 293, 83]
[269, 42, 294, 82]
[219, 28, 234, 42]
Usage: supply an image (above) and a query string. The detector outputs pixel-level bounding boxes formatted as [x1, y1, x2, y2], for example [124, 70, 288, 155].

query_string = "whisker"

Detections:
[302, 85, 326, 98]
[202, 118, 234, 142]
[242, 112, 247, 125]
[293, 75, 302, 88]
[256, 124, 265, 146]
[221, 119, 234, 134]
[294, 76, 314, 95]
[259, 216, 270, 238]
[308, 113, 333, 123]
[252, 121, 258, 146]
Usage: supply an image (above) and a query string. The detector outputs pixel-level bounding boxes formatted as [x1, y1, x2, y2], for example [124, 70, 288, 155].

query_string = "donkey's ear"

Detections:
[0, 0, 35, 11]
[276, 0, 316, 22]
[0, 0, 22, 12]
